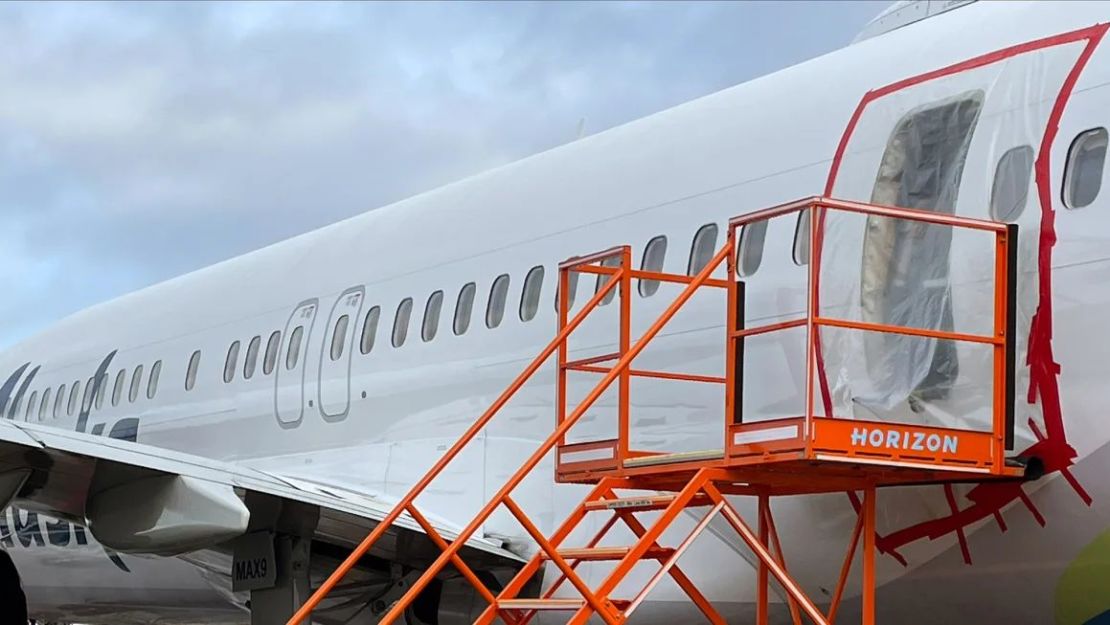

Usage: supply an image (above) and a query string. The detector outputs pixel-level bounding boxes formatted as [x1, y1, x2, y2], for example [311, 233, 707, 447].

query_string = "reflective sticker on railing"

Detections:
[559, 446, 616, 464]
[733, 425, 799, 446]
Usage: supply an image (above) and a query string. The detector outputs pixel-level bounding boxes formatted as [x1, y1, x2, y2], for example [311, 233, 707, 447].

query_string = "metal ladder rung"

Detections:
[542, 546, 675, 561]
[583, 493, 712, 512]
[623, 449, 724, 467]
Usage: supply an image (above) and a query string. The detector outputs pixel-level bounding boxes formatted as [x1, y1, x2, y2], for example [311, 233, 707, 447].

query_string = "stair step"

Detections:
[623, 448, 724, 467]
[498, 598, 631, 611]
[498, 599, 584, 611]
[541, 546, 675, 561]
[584, 493, 712, 512]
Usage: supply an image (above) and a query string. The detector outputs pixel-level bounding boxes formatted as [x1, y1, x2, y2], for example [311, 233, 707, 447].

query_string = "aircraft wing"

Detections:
[0, 419, 521, 571]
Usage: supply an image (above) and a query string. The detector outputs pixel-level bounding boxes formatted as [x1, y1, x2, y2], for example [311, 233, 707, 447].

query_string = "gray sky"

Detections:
[0, 1, 880, 348]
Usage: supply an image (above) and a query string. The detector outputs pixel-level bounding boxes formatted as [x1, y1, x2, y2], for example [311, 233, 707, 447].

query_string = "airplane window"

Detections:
[554, 270, 579, 312]
[596, 256, 621, 306]
[129, 365, 143, 403]
[422, 292, 444, 342]
[224, 341, 240, 383]
[243, 335, 261, 379]
[1064, 127, 1107, 209]
[8, 392, 20, 419]
[113, 370, 126, 406]
[82, 377, 95, 413]
[688, 224, 719, 276]
[738, 220, 769, 277]
[147, 360, 162, 399]
[263, 331, 281, 375]
[793, 209, 811, 266]
[454, 283, 476, 335]
[186, 350, 201, 391]
[331, 314, 351, 359]
[360, 307, 380, 354]
[54, 384, 66, 419]
[392, 298, 414, 347]
[68, 380, 81, 416]
[286, 327, 305, 370]
[486, 274, 510, 328]
[639, 235, 668, 297]
[39, 388, 50, 421]
[991, 146, 1034, 222]
[520, 266, 545, 322]
[95, 374, 107, 410]
[25, 391, 36, 421]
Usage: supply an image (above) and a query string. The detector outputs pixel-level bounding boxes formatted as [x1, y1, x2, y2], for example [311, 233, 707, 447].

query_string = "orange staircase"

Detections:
[288, 197, 1025, 625]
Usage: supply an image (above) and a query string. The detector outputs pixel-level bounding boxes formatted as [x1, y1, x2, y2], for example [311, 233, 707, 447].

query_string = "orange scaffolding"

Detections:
[288, 196, 1026, 625]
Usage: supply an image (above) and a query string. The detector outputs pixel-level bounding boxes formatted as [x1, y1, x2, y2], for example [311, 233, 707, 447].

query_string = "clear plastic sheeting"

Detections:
[818, 42, 1087, 443]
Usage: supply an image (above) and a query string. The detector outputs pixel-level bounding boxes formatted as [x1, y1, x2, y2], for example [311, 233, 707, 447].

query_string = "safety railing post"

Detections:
[805, 200, 819, 435]
[725, 225, 738, 449]
[558, 265, 570, 447]
[618, 246, 632, 466]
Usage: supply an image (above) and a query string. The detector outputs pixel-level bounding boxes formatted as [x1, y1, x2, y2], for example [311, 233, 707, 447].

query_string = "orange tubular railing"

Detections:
[288, 196, 1019, 625]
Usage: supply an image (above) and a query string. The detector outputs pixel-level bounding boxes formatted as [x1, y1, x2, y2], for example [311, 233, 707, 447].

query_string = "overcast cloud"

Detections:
[0, 1, 879, 348]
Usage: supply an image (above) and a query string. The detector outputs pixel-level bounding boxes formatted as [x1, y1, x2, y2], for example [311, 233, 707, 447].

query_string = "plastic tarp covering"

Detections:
[817, 42, 1085, 447]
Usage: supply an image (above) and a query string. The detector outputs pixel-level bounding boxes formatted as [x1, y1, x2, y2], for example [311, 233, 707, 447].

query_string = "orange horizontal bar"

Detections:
[727, 196, 1008, 233]
[563, 352, 621, 369]
[559, 246, 627, 270]
[570, 364, 725, 384]
[630, 269, 730, 289]
[815, 197, 1007, 233]
[574, 265, 619, 276]
[731, 318, 807, 339]
[814, 317, 1003, 345]
[728, 197, 817, 229]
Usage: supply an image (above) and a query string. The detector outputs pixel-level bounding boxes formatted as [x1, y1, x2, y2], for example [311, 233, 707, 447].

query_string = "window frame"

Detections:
[224, 341, 240, 383]
[1063, 126, 1108, 210]
[39, 387, 51, 421]
[243, 336, 261, 380]
[454, 283, 476, 336]
[638, 235, 668, 297]
[113, 369, 126, 406]
[263, 331, 281, 375]
[687, 223, 719, 276]
[129, 364, 144, 403]
[186, 350, 201, 391]
[147, 360, 162, 399]
[486, 274, 510, 329]
[360, 307, 380, 354]
[331, 314, 351, 359]
[392, 298, 414, 348]
[519, 266, 545, 322]
[990, 145, 1035, 222]
[54, 383, 66, 419]
[738, 219, 769, 277]
[286, 326, 305, 370]
[422, 291, 444, 342]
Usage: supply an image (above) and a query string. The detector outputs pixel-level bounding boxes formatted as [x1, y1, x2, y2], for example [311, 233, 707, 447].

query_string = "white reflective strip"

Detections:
[733, 425, 799, 446]
[814, 454, 990, 473]
[559, 446, 615, 464]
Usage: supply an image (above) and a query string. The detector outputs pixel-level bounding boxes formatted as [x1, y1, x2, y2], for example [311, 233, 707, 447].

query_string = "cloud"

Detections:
[0, 0, 878, 347]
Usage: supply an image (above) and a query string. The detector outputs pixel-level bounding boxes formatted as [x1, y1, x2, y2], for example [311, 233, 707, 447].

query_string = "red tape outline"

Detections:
[817, 23, 1108, 563]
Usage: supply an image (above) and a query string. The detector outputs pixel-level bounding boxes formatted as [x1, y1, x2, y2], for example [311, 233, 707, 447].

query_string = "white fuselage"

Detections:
[5, 2, 1110, 623]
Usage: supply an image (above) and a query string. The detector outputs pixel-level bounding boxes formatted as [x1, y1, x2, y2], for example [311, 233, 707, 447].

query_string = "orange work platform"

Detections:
[288, 197, 1028, 625]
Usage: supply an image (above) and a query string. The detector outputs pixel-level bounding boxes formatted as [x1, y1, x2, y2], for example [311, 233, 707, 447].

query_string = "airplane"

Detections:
[1, 0, 1110, 623]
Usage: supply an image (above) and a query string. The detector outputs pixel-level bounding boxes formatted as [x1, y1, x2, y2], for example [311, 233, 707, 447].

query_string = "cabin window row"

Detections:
[10, 360, 163, 422]
[200, 124, 1110, 389]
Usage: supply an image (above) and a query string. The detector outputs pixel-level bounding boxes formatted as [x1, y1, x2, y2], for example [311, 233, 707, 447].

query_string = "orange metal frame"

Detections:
[287, 196, 1024, 625]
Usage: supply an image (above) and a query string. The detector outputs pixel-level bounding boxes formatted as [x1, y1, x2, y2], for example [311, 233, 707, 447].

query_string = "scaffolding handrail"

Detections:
[289, 195, 1019, 625]
[288, 239, 732, 624]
